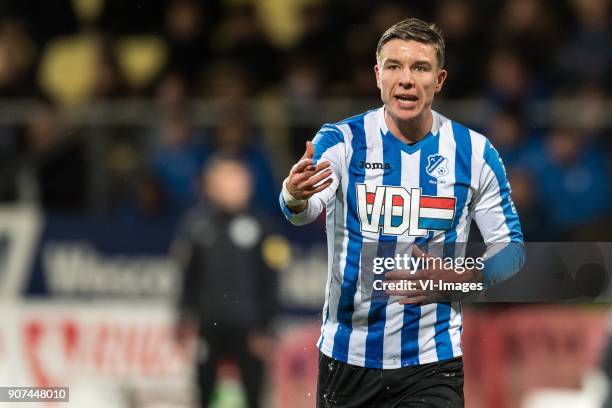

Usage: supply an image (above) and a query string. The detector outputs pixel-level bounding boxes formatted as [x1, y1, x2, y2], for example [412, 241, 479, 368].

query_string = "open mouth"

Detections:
[395, 95, 418, 102]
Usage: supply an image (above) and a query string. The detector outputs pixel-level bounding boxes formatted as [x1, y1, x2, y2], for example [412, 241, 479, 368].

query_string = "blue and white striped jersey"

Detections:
[280, 107, 524, 368]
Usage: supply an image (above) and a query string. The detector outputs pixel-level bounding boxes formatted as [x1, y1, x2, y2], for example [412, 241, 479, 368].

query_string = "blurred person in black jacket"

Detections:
[173, 155, 279, 408]
[24, 99, 89, 212]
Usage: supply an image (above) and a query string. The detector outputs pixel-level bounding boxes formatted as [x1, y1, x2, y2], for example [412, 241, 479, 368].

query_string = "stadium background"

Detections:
[0, 0, 611, 407]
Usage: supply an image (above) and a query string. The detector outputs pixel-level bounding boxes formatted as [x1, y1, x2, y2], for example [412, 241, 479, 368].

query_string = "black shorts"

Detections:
[317, 352, 464, 408]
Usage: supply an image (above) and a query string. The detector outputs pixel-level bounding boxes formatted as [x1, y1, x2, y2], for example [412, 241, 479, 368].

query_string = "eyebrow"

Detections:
[384, 59, 401, 64]
[383, 59, 433, 67]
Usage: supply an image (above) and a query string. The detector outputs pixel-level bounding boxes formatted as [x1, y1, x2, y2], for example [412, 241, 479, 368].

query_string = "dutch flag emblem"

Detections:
[418, 196, 456, 230]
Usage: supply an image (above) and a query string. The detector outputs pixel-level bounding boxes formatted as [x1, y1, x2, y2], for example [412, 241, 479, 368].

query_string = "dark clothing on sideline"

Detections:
[176, 204, 278, 408]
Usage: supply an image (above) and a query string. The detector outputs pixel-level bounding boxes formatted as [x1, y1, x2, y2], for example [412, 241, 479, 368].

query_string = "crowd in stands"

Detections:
[0, 0, 610, 241]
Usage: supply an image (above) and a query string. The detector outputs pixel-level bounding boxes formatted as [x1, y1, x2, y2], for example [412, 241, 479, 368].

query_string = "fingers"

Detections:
[291, 158, 314, 174]
[385, 271, 412, 281]
[305, 141, 314, 159]
[300, 141, 315, 160]
[291, 168, 332, 192]
[287, 158, 333, 199]
[293, 171, 333, 199]
[311, 160, 331, 172]
[291, 161, 330, 182]
[295, 141, 325, 173]
[385, 270, 427, 281]
[297, 168, 332, 190]
[306, 178, 333, 195]
[285, 138, 333, 201]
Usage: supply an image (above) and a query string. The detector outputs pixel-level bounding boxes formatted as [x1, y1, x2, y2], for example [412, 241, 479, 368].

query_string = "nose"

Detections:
[398, 68, 414, 88]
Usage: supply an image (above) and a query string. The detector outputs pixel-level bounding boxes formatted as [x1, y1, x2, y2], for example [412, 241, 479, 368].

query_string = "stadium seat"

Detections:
[115, 36, 167, 91]
[38, 35, 97, 105]
[72, 0, 104, 24]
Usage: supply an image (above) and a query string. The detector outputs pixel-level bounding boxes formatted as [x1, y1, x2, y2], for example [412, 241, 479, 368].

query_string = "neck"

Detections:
[384, 108, 433, 144]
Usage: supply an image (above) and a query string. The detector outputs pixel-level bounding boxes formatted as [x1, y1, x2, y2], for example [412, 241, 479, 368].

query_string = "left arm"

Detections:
[385, 140, 526, 303]
[471, 140, 525, 288]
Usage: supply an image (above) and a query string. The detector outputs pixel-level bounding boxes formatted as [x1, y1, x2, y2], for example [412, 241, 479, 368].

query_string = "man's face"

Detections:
[204, 160, 252, 212]
[375, 39, 447, 124]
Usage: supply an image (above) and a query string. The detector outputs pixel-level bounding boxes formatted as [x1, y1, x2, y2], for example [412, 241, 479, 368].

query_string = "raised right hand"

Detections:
[284, 141, 333, 210]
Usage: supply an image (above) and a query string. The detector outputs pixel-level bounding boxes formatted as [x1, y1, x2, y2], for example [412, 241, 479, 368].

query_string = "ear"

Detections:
[374, 64, 381, 90]
[435, 69, 447, 93]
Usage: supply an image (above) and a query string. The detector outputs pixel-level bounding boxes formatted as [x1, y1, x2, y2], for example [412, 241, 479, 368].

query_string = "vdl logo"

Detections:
[356, 184, 456, 236]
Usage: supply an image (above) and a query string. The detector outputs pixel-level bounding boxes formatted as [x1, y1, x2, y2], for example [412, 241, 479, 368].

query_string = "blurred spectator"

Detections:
[282, 55, 329, 160]
[203, 60, 252, 101]
[151, 108, 206, 214]
[212, 4, 281, 92]
[0, 18, 39, 97]
[327, 0, 381, 31]
[90, 38, 130, 100]
[507, 168, 557, 241]
[492, 0, 562, 76]
[0, 18, 37, 202]
[556, 0, 612, 88]
[153, 69, 190, 109]
[486, 47, 542, 108]
[573, 82, 607, 137]
[202, 110, 278, 217]
[521, 126, 610, 238]
[163, 0, 212, 83]
[114, 170, 168, 222]
[486, 106, 538, 167]
[347, 59, 380, 99]
[173, 156, 278, 408]
[292, 3, 340, 85]
[436, 0, 486, 97]
[343, 2, 413, 62]
[23, 99, 89, 212]
[293, 3, 333, 58]
[283, 55, 324, 102]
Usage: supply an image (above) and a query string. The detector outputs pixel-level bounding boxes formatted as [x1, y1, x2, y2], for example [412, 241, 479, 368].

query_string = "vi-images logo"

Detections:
[356, 184, 456, 236]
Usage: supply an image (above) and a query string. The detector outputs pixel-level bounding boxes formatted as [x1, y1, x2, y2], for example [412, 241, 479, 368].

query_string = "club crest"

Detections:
[426, 154, 448, 178]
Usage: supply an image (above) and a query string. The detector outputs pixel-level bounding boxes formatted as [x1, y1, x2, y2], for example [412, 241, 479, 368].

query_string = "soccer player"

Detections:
[279, 18, 524, 407]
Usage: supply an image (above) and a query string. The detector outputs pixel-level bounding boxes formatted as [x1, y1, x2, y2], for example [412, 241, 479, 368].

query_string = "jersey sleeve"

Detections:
[471, 140, 526, 287]
[279, 124, 344, 226]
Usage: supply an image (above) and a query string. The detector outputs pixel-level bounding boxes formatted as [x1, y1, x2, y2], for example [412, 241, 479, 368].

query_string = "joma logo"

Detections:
[359, 161, 391, 170]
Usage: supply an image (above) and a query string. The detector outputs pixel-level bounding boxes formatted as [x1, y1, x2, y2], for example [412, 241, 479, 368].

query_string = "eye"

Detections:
[388, 65, 399, 71]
